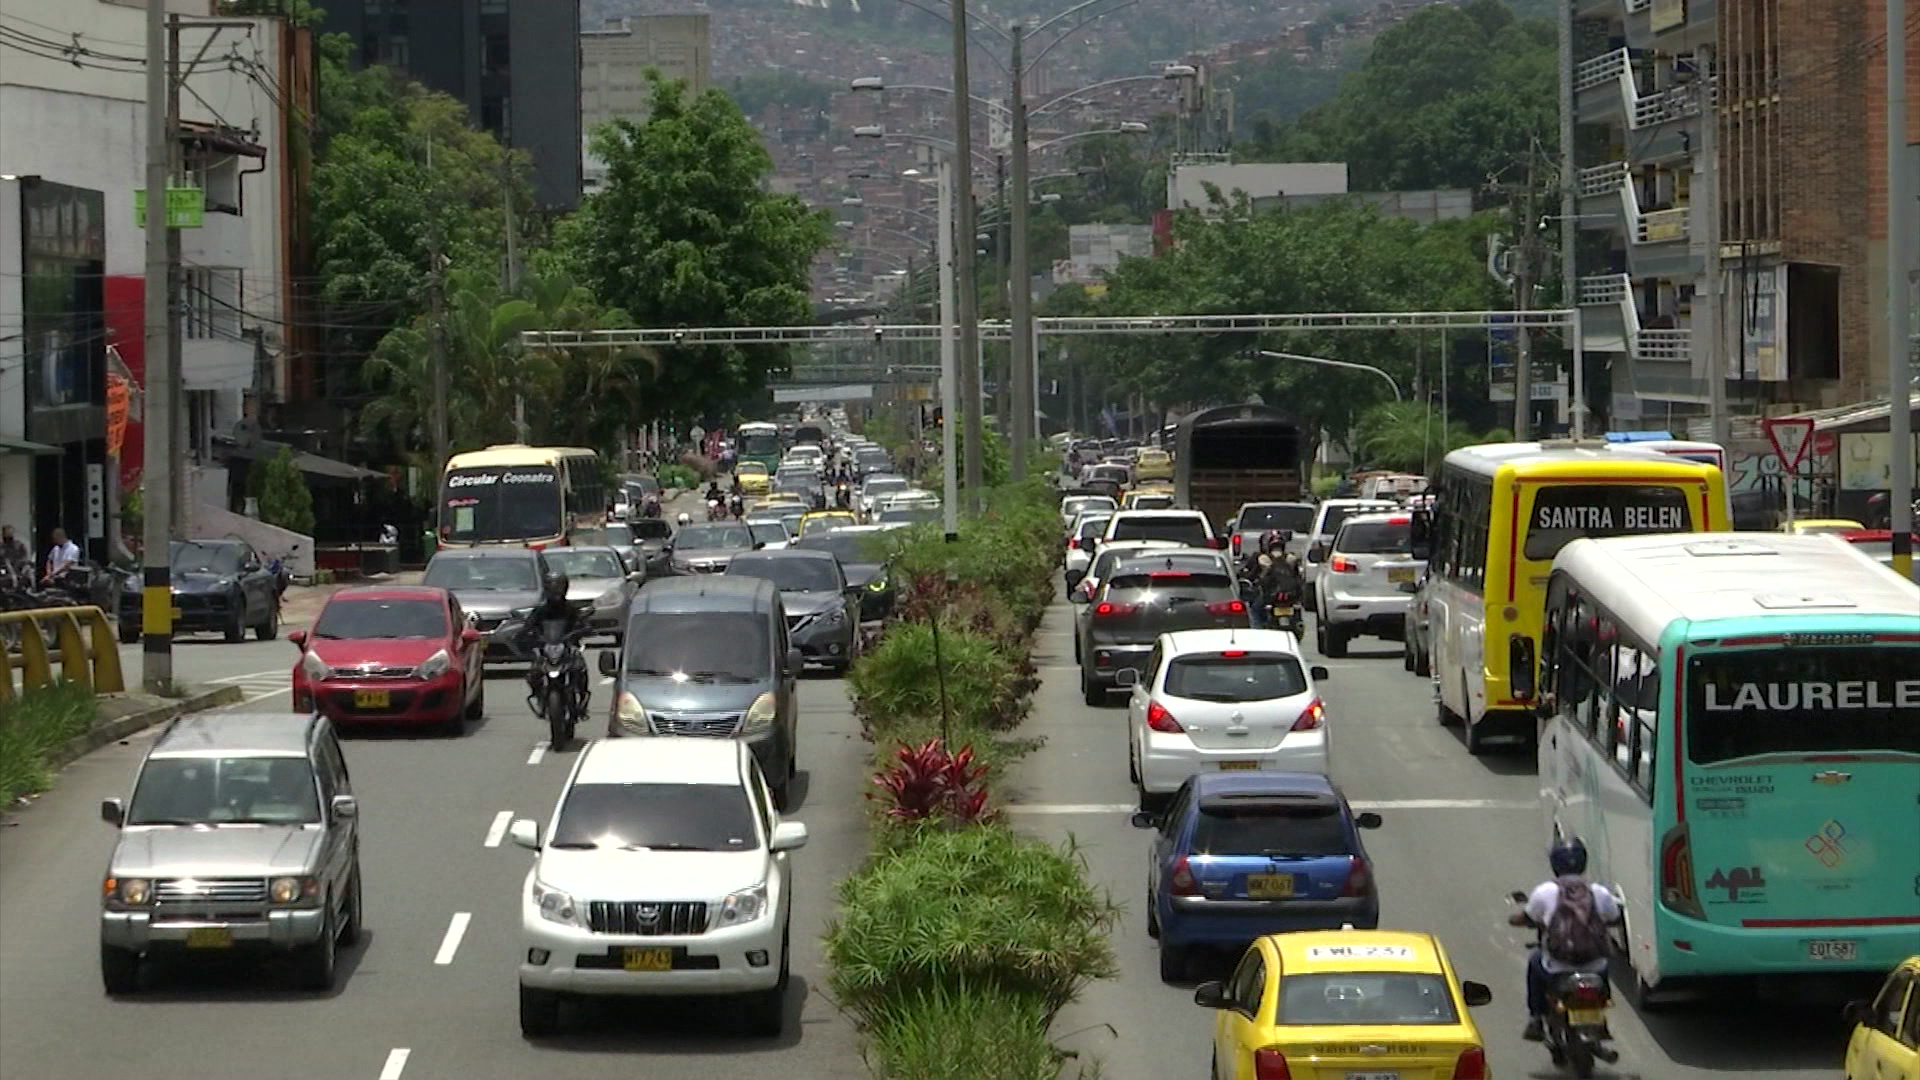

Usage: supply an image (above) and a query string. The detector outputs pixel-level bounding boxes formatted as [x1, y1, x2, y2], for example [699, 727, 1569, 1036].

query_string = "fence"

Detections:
[0, 606, 127, 707]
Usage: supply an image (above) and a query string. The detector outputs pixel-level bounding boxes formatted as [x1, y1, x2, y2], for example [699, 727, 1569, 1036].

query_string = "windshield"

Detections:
[1316, 504, 1392, 539]
[1111, 517, 1210, 545]
[573, 525, 632, 548]
[170, 542, 243, 575]
[1076, 516, 1113, 539]
[1165, 654, 1307, 702]
[314, 597, 446, 639]
[1129, 495, 1175, 510]
[1090, 545, 1178, 581]
[1064, 497, 1118, 516]
[744, 522, 785, 545]
[1335, 521, 1412, 555]
[1191, 804, 1351, 857]
[728, 556, 841, 592]
[737, 461, 769, 476]
[549, 782, 759, 851]
[794, 532, 887, 563]
[1278, 973, 1461, 1026]
[800, 515, 853, 536]
[623, 613, 770, 680]
[1238, 505, 1315, 533]
[542, 550, 624, 579]
[1107, 570, 1234, 593]
[441, 465, 562, 543]
[878, 507, 939, 524]
[739, 432, 781, 456]
[863, 477, 908, 495]
[674, 524, 753, 550]
[423, 555, 540, 591]
[1686, 646, 1920, 764]
[630, 519, 672, 540]
[127, 756, 320, 826]
[1523, 484, 1694, 562]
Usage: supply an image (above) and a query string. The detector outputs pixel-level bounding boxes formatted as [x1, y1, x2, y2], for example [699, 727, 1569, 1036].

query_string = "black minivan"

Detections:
[597, 576, 802, 808]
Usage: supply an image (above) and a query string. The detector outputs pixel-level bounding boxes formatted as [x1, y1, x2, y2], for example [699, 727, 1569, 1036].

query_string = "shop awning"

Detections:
[0, 437, 61, 456]
[215, 438, 385, 481]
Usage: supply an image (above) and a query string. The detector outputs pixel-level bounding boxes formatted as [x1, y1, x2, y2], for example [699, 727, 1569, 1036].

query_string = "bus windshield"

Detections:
[1686, 646, 1920, 764]
[441, 465, 563, 543]
[1523, 484, 1694, 562]
[739, 431, 781, 457]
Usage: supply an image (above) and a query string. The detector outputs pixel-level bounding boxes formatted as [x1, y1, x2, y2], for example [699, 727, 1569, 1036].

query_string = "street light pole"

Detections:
[937, 158, 961, 540]
[948, 0, 985, 506]
[1886, 0, 1914, 579]
[141, 0, 175, 690]
[1257, 350, 1404, 401]
[1008, 21, 1035, 481]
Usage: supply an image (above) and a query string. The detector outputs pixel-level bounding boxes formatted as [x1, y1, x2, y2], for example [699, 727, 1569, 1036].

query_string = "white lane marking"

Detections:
[210, 669, 291, 685]
[484, 811, 513, 848]
[241, 685, 291, 704]
[526, 741, 547, 765]
[434, 912, 472, 965]
[379, 1049, 411, 1080]
[1005, 798, 1532, 815]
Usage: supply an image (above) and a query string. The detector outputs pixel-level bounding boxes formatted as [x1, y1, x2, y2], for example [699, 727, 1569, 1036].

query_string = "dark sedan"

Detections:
[791, 526, 897, 622]
[420, 547, 549, 661]
[725, 549, 863, 672]
[121, 539, 281, 643]
[1072, 549, 1250, 705]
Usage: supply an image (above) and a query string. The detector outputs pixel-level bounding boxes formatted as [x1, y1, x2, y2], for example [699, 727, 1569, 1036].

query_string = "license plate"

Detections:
[1566, 1007, 1607, 1025]
[1388, 567, 1416, 584]
[622, 947, 673, 972]
[1807, 939, 1858, 961]
[185, 926, 232, 949]
[1245, 873, 1295, 898]
[1347, 1073, 1399, 1080]
[1271, 606, 1294, 617]
[170, 606, 183, 621]
[352, 689, 390, 709]
[1218, 760, 1259, 771]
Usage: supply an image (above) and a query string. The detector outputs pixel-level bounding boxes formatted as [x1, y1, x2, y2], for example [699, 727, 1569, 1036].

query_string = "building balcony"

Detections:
[1627, 0, 1714, 52]
[1575, 161, 1629, 230]
[1577, 273, 1632, 352]
[1574, 48, 1711, 163]
[1636, 326, 1690, 362]
[1631, 206, 1695, 276]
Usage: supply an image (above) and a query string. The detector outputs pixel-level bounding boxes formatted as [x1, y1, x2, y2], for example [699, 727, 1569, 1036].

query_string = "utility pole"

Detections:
[994, 155, 1012, 428]
[936, 156, 960, 539]
[140, 0, 175, 690]
[502, 151, 527, 443]
[166, 15, 187, 534]
[1008, 21, 1034, 480]
[950, 0, 984, 506]
[1557, 0, 1585, 437]
[1512, 152, 1538, 439]
[1697, 44, 1729, 447]
[1886, 0, 1914, 578]
[428, 230, 450, 472]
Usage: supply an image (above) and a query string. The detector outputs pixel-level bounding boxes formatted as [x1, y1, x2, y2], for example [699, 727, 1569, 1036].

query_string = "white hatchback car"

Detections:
[511, 738, 808, 1038]
[1064, 511, 1114, 587]
[1118, 628, 1331, 808]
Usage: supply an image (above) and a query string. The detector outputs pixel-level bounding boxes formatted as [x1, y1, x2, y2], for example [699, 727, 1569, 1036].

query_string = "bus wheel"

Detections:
[1463, 716, 1490, 755]
[1436, 699, 1462, 727]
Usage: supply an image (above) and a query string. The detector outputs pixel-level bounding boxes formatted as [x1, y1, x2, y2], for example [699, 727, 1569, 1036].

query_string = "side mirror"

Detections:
[460, 627, 482, 645]
[1192, 980, 1230, 1009]
[1129, 810, 1158, 830]
[329, 794, 358, 820]
[1460, 980, 1493, 1008]
[508, 818, 540, 850]
[770, 821, 810, 852]
[628, 571, 647, 583]
[1354, 811, 1383, 829]
[287, 629, 309, 649]
[787, 648, 805, 673]
[1507, 889, 1529, 903]
[1409, 512, 1434, 561]
[1068, 587, 1091, 605]
[101, 798, 125, 826]
[1842, 1000, 1871, 1027]
[1306, 544, 1326, 564]
[1509, 635, 1537, 701]
[1310, 665, 1330, 680]
[598, 650, 620, 676]
[1115, 668, 1140, 687]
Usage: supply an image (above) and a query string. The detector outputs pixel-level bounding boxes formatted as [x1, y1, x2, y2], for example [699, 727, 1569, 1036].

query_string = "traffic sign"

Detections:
[1763, 417, 1816, 472]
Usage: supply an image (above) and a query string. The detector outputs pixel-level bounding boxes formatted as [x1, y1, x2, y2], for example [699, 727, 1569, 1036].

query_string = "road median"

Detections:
[2, 682, 244, 810]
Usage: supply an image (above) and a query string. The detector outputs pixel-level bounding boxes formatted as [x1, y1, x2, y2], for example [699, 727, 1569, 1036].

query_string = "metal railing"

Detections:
[1636, 327, 1691, 361]
[1633, 80, 1714, 128]
[1577, 273, 1632, 305]
[1578, 161, 1630, 198]
[1636, 206, 1690, 244]
[1575, 48, 1629, 92]
[0, 606, 127, 707]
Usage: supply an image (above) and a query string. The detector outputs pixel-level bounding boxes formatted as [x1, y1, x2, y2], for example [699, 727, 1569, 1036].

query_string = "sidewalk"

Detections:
[280, 570, 423, 627]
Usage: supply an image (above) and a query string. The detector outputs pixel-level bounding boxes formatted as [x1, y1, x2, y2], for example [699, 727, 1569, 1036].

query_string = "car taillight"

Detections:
[1253, 1048, 1292, 1079]
[1567, 978, 1609, 1007]
[1330, 555, 1358, 573]
[1146, 700, 1184, 733]
[1341, 855, 1372, 897]
[1658, 822, 1703, 917]
[1168, 855, 1200, 896]
[1067, 538, 1080, 549]
[1452, 1046, 1488, 1079]
[1206, 598, 1247, 616]
[1290, 699, 1325, 731]
[1231, 534, 1243, 553]
[1094, 601, 1139, 618]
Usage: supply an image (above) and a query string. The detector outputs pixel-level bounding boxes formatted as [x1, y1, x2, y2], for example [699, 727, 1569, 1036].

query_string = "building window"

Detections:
[480, 0, 507, 11]
[384, 35, 410, 67]
[482, 33, 510, 76]
[183, 268, 243, 341]
[480, 95, 509, 140]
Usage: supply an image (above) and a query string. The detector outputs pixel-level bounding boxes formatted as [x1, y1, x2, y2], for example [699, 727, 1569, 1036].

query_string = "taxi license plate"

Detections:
[1566, 1007, 1607, 1025]
[1347, 1073, 1399, 1080]
[170, 606, 183, 621]
[1271, 605, 1294, 617]
[1807, 939, 1858, 961]
[1388, 567, 1416, 584]
[185, 927, 232, 949]
[1218, 760, 1259, 771]
[622, 947, 673, 972]
[1245, 873, 1295, 899]
[352, 689, 390, 709]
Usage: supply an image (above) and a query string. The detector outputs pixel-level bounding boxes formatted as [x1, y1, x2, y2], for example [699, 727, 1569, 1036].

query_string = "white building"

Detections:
[0, 0, 302, 555]
[1054, 223, 1154, 285]
[1166, 162, 1348, 215]
[580, 15, 711, 193]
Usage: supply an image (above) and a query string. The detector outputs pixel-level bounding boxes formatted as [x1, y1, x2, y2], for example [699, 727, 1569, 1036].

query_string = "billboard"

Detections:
[1486, 313, 1563, 402]
[20, 181, 107, 444]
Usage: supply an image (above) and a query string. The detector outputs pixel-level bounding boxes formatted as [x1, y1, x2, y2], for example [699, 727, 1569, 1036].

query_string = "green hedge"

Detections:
[0, 681, 98, 808]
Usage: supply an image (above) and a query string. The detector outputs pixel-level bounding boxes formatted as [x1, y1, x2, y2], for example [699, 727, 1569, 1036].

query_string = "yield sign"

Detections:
[1763, 417, 1816, 472]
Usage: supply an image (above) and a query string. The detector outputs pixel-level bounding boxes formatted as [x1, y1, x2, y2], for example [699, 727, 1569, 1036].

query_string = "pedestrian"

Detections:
[0, 524, 29, 573]
[42, 526, 82, 583]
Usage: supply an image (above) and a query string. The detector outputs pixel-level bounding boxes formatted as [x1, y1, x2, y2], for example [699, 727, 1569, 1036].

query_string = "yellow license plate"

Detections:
[185, 927, 232, 949]
[1246, 873, 1295, 898]
[1565, 1007, 1607, 1025]
[352, 689, 390, 709]
[170, 606, 183, 620]
[1218, 760, 1259, 771]
[1271, 606, 1294, 617]
[1388, 567, 1416, 583]
[621, 947, 672, 972]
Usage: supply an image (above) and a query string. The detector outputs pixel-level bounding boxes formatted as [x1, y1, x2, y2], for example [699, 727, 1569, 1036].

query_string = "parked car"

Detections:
[421, 548, 549, 661]
[289, 585, 485, 734]
[1300, 499, 1396, 605]
[510, 738, 808, 1038]
[1064, 512, 1115, 588]
[725, 549, 862, 672]
[1312, 511, 1424, 657]
[790, 526, 897, 622]
[139, 539, 281, 643]
[98, 712, 362, 993]
[668, 522, 757, 575]
[1119, 628, 1331, 809]
[1132, 771, 1382, 981]
[540, 546, 643, 644]
[1073, 548, 1249, 705]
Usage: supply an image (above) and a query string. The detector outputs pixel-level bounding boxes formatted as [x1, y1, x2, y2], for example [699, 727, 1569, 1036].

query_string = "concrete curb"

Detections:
[45, 685, 245, 773]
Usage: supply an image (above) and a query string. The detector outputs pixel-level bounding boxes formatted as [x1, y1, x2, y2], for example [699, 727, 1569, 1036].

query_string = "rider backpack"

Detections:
[1545, 876, 1608, 965]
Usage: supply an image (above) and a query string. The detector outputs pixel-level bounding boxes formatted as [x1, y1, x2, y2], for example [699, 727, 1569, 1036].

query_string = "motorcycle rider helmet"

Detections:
[1548, 837, 1589, 877]
[541, 566, 570, 605]
[676, 512, 692, 526]
[1261, 529, 1284, 555]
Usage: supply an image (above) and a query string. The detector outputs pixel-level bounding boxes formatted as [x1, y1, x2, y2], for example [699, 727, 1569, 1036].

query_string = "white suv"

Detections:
[1313, 511, 1424, 657]
[511, 738, 809, 1038]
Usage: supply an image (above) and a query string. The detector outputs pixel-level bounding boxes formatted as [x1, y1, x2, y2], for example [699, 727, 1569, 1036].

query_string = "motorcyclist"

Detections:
[730, 473, 744, 497]
[728, 492, 745, 519]
[1510, 838, 1621, 1042]
[1258, 530, 1304, 613]
[704, 481, 723, 505]
[834, 482, 852, 510]
[675, 511, 692, 527]
[516, 565, 588, 717]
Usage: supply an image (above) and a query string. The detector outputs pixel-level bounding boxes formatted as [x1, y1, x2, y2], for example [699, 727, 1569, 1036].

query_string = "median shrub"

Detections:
[868, 738, 995, 827]
[846, 620, 1029, 738]
[0, 681, 98, 808]
[859, 980, 1064, 1080]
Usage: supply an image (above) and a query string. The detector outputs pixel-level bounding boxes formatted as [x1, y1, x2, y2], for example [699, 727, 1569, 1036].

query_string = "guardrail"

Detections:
[1636, 327, 1692, 361]
[0, 606, 127, 707]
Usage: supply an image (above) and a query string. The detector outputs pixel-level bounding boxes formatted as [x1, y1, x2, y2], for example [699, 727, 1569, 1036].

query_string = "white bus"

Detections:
[437, 445, 605, 549]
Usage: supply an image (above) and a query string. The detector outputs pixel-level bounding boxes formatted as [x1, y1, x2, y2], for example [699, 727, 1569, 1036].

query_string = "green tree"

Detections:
[250, 447, 316, 537]
[1350, 401, 1487, 473]
[561, 73, 832, 425]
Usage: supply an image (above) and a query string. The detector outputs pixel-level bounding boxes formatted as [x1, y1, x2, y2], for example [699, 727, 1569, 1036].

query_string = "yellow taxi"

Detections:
[1135, 447, 1174, 482]
[1196, 929, 1493, 1079]
[735, 461, 772, 496]
[1845, 956, 1920, 1080]
[798, 510, 858, 537]
[1123, 487, 1177, 510]
[1785, 517, 1866, 536]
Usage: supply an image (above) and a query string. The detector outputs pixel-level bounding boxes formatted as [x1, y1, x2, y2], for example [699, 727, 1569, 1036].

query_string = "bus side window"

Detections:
[1631, 664, 1659, 797]
[1569, 600, 1599, 738]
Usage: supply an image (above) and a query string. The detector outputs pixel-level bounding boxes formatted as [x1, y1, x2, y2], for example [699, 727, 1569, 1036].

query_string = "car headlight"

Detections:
[825, 608, 845, 624]
[532, 880, 581, 927]
[415, 648, 451, 680]
[269, 875, 318, 904]
[867, 575, 888, 592]
[615, 691, 648, 735]
[716, 884, 767, 926]
[300, 650, 331, 681]
[593, 589, 622, 609]
[743, 691, 777, 733]
[111, 878, 151, 905]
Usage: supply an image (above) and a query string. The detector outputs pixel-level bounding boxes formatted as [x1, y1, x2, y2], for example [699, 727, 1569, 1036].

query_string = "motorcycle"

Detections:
[641, 495, 662, 519]
[1510, 891, 1620, 1079]
[526, 619, 593, 751]
[706, 498, 726, 521]
[728, 494, 745, 520]
[1268, 590, 1304, 636]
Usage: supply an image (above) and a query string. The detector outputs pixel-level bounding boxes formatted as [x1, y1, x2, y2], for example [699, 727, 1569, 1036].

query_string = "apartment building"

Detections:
[1570, 0, 1919, 428]
[581, 15, 711, 193]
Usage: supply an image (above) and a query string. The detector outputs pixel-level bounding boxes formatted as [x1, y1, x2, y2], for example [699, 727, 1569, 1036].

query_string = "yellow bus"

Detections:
[437, 445, 604, 550]
[1412, 441, 1727, 755]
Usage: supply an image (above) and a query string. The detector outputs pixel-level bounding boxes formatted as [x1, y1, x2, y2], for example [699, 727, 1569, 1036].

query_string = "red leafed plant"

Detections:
[869, 738, 997, 824]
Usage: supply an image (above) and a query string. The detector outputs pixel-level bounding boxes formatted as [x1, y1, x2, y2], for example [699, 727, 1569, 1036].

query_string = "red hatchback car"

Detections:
[289, 586, 486, 734]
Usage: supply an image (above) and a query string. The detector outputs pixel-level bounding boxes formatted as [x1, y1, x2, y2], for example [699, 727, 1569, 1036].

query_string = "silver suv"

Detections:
[98, 712, 362, 994]
[1312, 511, 1424, 657]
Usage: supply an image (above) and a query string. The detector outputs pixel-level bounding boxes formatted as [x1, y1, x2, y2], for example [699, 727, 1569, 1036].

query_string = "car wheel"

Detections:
[1322, 625, 1349, 658]
[744, 923, 791, 1037]
[465, 677, 485, 720]
[1146, 892, 1160, 939]
[224, 608, 246, 643]
[1128, 745, 1139, 785]
[1463, 715, 1490, 756]
[118, 618, 139, 645]
[519, 984, 562, 1037]
[1158, 942, 1188, 984]
[100, 943, 139, 995]
[1413, 645, 1431, 678]
[296, 905, 338, 991]
[256, 602, 279, 641]
[1402, 637, 1414, 671]
[1436, 696, 1462, 727]
[1081, 669, 1105, 707]
[337, 866, 364, 948]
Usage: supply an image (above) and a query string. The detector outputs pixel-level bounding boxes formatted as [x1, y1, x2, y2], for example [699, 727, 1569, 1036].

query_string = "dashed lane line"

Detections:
[378, 1048, 411, 1080]
[433, 913, 472, 965]
[526, 741, 548, 766]
[484, 811, 513, 848]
